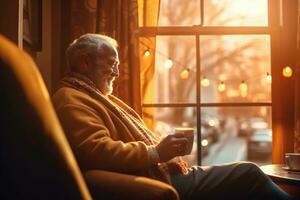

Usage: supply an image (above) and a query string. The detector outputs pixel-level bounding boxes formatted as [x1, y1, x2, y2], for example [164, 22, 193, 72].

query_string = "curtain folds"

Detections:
[137, 0, 160, 129]
[63, 0, 145, 114]
[95, 0, 141, 114]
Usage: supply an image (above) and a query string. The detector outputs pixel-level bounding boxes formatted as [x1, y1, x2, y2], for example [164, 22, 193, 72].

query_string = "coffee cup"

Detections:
[285, 153, 300, 171]
[174, 127, 195, 155]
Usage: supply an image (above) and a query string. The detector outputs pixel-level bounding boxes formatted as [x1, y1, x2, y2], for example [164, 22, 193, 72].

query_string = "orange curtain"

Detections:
[61, 0, 142, 114]
[137, 0, 160, 129]
[60, 0, 98, 83]
[96, 0, 142, 114]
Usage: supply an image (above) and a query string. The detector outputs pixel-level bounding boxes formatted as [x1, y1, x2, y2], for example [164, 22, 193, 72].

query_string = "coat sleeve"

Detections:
[56, 103, 150, 173]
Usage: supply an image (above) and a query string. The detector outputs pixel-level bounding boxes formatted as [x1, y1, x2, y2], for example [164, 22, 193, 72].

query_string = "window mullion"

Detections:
[196, 34, 202, 165]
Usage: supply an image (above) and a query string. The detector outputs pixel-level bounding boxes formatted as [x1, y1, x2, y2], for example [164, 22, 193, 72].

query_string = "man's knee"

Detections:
[236, 162, 266, 178]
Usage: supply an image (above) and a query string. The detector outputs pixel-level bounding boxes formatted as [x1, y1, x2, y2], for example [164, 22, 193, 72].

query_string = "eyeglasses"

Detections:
[105, 59, 119, 69]
[92, 55, 120, 76]
[101, 58, 119, 77]
[93, 56, 119, 68]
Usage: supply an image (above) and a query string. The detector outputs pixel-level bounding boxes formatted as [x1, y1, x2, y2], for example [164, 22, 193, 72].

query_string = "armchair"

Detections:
[0, 35, 179, 200]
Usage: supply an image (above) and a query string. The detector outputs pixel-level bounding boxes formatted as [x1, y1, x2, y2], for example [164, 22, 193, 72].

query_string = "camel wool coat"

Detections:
[52, 86, 153, 175]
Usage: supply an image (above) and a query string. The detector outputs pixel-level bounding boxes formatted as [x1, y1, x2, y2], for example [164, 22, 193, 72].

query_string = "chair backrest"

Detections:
[0, 35, 91, 199]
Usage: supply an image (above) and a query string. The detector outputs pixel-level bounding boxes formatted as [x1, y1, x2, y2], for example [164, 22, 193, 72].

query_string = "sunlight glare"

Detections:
[206, 0, 268, 26]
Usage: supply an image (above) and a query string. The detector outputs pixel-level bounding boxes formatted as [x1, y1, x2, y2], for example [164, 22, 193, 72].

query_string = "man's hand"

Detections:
[155, 133, 189, 162]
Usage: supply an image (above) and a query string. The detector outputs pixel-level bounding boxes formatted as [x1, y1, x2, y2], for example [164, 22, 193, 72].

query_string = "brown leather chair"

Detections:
[0, 35, 179, 200]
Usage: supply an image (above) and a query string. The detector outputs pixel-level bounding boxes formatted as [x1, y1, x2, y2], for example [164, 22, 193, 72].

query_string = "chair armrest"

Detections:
[83, 170, 179, 200]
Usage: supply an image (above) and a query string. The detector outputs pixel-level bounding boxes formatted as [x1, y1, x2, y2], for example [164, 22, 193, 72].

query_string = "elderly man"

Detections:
[52, 33, 291, 199]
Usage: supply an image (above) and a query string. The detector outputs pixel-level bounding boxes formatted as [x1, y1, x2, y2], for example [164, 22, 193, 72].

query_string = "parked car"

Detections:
[238, 117, 268, 137]
[237, 119, 252, 137]
[247, 129, 272, 160]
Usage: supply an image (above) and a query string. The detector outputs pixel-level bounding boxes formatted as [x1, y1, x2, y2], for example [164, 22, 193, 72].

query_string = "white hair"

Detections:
[66, 33, 118, 71]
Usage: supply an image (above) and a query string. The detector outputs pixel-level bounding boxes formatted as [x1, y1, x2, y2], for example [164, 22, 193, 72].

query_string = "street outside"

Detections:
[202, 133, 271, 166]
[183, 117, 272, 167]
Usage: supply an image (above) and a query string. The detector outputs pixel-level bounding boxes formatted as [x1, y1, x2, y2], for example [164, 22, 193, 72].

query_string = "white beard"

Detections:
[103, 80, 113, 95]
[107, 82, 113, 94]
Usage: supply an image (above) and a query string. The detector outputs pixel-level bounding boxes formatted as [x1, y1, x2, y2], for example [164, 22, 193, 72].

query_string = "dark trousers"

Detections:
[171, 162, 292, 200]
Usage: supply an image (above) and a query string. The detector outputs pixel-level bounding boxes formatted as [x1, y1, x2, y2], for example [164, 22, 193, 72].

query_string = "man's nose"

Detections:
[111, 66, 119, 77]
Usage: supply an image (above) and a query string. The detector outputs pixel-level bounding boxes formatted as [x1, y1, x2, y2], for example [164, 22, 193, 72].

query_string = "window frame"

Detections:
[139, 0, 280, 165]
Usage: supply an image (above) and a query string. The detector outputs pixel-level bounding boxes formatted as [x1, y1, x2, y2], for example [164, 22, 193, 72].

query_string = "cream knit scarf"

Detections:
[60, 72, 160, 145]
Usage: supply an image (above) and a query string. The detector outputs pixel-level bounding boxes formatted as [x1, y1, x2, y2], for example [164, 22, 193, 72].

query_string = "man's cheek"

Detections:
[103, 68, 113, 75]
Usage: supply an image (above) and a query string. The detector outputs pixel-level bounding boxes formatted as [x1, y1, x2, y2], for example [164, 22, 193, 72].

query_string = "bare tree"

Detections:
[152, 0, 270, 127]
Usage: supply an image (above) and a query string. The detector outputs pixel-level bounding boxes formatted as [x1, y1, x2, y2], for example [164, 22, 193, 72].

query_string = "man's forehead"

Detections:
[99, 45, 118, 58]
[101, 44, 117, 54]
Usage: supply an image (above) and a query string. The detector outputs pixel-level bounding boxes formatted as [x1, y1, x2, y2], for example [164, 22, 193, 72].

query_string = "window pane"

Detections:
[201, 106, 272, 166]
[204, 0, 268, 26]
[142, 107, 198, 166]
[142, 36, 196, 104]
[158, 0, 201, 26]
[200, 35, 271, 103]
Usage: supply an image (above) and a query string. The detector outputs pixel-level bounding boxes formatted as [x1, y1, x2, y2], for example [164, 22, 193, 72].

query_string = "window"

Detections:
[140, 0, 274, 166]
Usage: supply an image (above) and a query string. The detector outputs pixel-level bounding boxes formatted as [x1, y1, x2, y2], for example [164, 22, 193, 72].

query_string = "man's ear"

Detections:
[79, 53, 92, 73]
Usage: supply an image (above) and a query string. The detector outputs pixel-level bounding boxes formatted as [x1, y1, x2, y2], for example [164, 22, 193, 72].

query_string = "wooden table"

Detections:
[260, 164, 300, 198]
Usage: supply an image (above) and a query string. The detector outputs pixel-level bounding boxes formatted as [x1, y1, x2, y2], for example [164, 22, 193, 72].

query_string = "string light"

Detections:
[282, 66, 293, 78]
[239, 80, 248, 97]
[208, 119, 216, 127]
[140, 43, 271, 98]
[266, 72, 272, 84]
[218, 81, 226, 92]
[201, 76, 210, 87]
[240, 91, 248, 98]
[201, 139, 208, 147]
[239, 80, 248, 91]
[180, 68, 190, 79]
[141, 43, 269, 85]
[164, 59, 173, 69]
[143, 50, 151, 57]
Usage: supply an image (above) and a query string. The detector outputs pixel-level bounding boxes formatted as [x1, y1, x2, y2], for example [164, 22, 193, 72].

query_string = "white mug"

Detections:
[285, 153, 300, 170]
[174, 127, 195, 155]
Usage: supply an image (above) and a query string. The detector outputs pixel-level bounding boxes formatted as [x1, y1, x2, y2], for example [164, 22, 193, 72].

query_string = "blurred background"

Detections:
[141, 0, 273, 166]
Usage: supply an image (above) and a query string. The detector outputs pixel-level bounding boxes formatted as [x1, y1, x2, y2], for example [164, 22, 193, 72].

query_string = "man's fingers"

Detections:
[172, 137, 188, 145]
[173, 132, 185, 138]
[171, 137, 188, 152]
